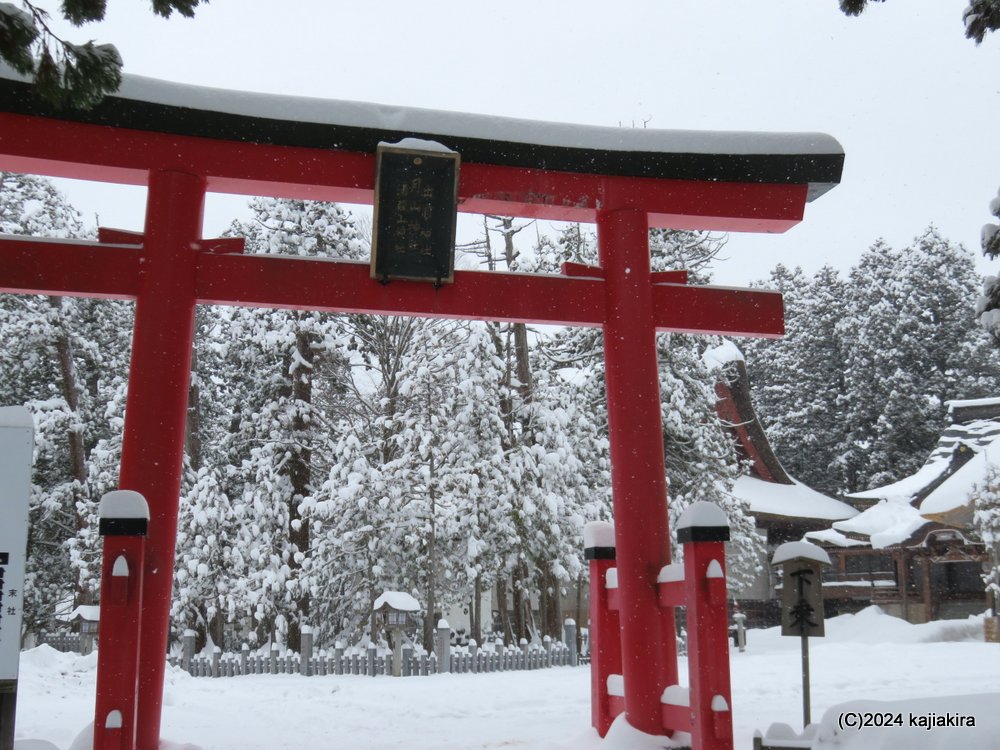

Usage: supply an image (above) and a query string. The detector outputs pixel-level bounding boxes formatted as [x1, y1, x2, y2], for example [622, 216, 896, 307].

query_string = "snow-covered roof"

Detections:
[804, 528, 867, 548]
[851, 397, 1000, 506]
[945, 395, 1000, 412]
[919, 438, 1000, 521]
[62, 605, 100, 622]
[845, 399, 1000, 531]
[733, 475, 857, 521]
[924, 417, 1000, 465]
[848, 458, 950, 503]
[0, 64, 844, 200]
[771, 540, 831, 566]
[373, 591, 421, 612]
[832, 499, 929, 549]
[702, 341, 744, 371]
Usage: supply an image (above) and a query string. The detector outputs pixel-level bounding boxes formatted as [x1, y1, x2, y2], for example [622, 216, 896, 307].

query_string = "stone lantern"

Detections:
[373, 591, 421, 676]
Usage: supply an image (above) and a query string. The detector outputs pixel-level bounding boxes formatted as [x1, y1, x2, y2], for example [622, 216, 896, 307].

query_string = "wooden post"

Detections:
[0, 683, 15, 750]
[771, 541, 831, 732]
[334, 642, 344, 675]
[896, 551, 909, 621]
[181, 631, 195, 675]
[584, 521, 620, 736]
[564, 619, 578, 667]
[300, 627, 313, 676]
[402, 645, 413, 677]
[921, 554, 933, 622]
[801, 634, 811, 727]
[435, 620, 451, 674]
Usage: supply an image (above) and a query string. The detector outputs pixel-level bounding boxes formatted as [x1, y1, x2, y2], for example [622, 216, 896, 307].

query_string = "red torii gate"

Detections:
[0, 69, 842, 750]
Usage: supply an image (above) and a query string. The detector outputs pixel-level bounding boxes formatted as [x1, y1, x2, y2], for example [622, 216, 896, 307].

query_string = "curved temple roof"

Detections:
[0, 66, 843, 202]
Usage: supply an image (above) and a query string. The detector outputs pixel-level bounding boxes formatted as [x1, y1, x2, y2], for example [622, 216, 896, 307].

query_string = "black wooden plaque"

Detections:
[371, 143, 460, 284]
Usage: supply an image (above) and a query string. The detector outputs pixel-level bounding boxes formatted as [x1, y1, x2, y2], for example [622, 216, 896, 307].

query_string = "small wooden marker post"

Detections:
[771, 541, 830, 728]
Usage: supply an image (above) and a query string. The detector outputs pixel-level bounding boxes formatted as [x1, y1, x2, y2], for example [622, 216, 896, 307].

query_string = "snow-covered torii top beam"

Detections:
[0, 65, 843, 232]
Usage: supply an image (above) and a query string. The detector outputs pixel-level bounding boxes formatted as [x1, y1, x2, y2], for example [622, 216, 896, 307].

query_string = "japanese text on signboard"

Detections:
[371, 144, 459, 285]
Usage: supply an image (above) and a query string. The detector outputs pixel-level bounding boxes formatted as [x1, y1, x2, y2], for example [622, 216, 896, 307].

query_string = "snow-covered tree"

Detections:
[0, 172, 132, 632]
[747, 229, 1000, 494]
[841, 230, 1000, 490]
[174, 197, 362, 651]
[977, 187, 1000, 343]
[839, 0, 1000, 43]
[467, 218, 615, 642]
[172, 463, 246, 649]
[740, 266, 813, 469]
[538, 224, 761, 589]
[0, 1, 205, 108]
[972, 464, 1000, 616]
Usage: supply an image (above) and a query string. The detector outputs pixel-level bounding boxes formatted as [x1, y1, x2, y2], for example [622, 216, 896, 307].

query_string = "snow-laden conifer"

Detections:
[0, 171, 132, 631]
[972, 464, 1000, 615]
[178, 197, 362, 651]
[536, 224, 761, 590]
[748, 228, 1000, 495]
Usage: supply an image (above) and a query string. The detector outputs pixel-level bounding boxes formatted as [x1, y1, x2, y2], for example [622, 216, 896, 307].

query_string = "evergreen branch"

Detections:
[0, 1, 206, 108]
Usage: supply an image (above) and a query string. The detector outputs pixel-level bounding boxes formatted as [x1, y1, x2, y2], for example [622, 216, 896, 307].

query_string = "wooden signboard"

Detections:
[0, 406, 34, 750]
[779, 560, 825, 638]
[371, 141, 460, 285]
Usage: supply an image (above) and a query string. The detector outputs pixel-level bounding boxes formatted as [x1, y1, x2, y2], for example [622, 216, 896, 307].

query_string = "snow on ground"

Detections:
[13, 607, 1000, 750]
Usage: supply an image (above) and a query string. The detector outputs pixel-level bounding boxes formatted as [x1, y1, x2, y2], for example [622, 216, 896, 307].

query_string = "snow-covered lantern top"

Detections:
[373, 591, 422, 630]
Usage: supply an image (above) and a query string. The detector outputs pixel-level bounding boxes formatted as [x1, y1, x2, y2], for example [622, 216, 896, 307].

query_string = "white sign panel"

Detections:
[0, 407, 33, 682]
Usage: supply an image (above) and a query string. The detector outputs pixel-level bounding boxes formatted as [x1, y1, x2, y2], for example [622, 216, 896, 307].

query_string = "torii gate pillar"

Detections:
[598, 208, 677, 732]
[120, 171, 205, 750]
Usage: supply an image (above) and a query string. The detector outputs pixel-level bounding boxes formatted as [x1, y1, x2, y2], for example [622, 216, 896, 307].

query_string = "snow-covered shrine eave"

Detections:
[0, 66, 843, 231]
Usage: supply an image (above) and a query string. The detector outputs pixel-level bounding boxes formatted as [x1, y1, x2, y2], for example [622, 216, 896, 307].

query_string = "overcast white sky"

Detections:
[41, 0, 1000, 285]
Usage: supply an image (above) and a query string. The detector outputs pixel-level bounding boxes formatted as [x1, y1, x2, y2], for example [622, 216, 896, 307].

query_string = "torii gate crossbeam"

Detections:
[0, 68, 842, 750]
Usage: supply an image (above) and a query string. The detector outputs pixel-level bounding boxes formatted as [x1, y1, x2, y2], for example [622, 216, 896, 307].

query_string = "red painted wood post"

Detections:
[116, 170, 205, 750]
[597, 208, 677, 735]
[584, 521, 623, 737]
[677, 502, 734, 750]
[93, 491, 149, 750]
